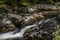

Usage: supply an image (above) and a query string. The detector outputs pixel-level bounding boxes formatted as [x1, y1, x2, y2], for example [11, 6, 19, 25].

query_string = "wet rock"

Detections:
[7, 13, 44, 27]
[23, 18, 57, 40]
[7, 13, 24, 29]
[37, 4, 57, 11]
[40, 19, 57, 33]
[55, 15, 60, 22]
[27, 4, 57, 12]
[19, 7, 28, 13]
[0, 4, 60, 40]
[0, 16, 16, 33]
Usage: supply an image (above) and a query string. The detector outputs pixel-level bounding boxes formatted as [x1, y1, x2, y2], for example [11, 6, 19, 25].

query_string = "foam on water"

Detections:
[0, 19, 44, 40]
[0, 24, 36, 40]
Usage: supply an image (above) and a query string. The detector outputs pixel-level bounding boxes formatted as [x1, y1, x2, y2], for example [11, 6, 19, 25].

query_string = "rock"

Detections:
[55, 15, 60, 22]
[0, 4, 60, 40]
[38, 4, 57, 10]
[7, 13, 44, 26]
[27, 4, 57, 12]
[7, 13, 24, 28]
[27, 5, 37, 13]
[19, 7, 28, 13]
[23, 18, 57, 40]
[0, 16, 16, 33]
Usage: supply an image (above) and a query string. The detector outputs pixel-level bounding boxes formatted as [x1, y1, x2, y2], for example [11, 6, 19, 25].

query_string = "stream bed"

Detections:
[0, 4, 60, 40]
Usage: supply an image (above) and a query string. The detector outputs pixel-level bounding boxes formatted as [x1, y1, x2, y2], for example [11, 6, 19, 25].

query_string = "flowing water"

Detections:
[0, 19, 44, 40]
[0, 24, 37, 40]
[0, 18, 54, 40]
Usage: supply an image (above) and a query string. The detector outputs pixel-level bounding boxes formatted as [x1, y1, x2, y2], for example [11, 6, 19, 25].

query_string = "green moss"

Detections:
[21, 1, 30, 6]
[54, 25, 60, 40]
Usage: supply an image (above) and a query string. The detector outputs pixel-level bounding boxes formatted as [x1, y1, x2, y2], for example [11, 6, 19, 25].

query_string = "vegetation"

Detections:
[0, 0, 60, 8]
[0, 0, 60, 40]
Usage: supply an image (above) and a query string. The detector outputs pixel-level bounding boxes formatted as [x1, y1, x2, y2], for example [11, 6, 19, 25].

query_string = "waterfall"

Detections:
[0, 24, 37, 40]
[0, 19, 44, 40]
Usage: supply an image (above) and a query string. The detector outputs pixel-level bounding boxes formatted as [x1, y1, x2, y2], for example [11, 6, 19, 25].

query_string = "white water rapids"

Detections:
[0, 19, 45, 40]
[0, 24, 37, 40]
